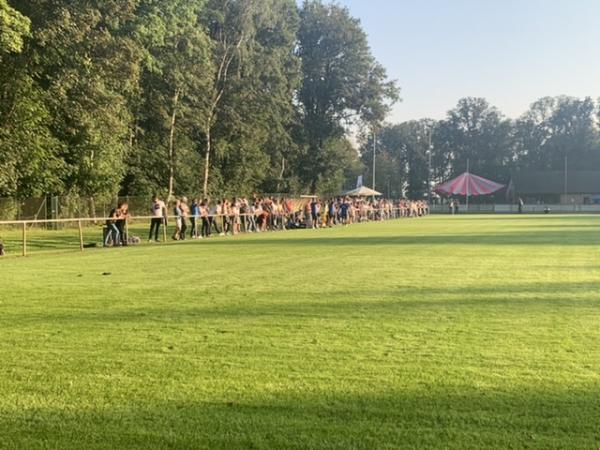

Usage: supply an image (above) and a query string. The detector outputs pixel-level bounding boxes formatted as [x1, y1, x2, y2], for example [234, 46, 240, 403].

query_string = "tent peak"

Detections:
[434, 172, 505, 197]
[342, 186, 383, 197]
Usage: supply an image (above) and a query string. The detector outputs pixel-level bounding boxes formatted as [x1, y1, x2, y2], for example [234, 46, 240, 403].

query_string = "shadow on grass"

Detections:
[0, 233, 99, 253]
[194, 229, 600, 248]
[2, 387, 599, 449]
[1, 218, 599, 257]
[5, 281, 600, 325]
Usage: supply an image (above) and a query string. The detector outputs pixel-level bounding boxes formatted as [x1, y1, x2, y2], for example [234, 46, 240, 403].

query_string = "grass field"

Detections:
[1, 215, 600, 449]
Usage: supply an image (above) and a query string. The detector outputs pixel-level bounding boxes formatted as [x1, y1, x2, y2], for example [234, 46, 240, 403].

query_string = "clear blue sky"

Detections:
[325, 0, 600, 123]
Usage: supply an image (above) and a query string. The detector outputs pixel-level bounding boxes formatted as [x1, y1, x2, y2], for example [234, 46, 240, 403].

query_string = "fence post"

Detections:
[22, 221, 27, 257]
[51, 196, 58, 230]
[125, 219, 129, 245]
[78, 219, 84, 252]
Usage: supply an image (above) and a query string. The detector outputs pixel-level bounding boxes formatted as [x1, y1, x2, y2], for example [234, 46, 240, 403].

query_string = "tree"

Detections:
[434, 98, 514, 181]
[12, 1, 143, 205]
[515, 96, 600, 170]
[198, 0, 256, 197]
[208, 0, 301, 196]
[296, 0, 399, 192]
[0, 70, 65, 197]
[0, 0, 30, 57]
[126, 0, 212, 199]
[0, 2, 64, 197]
[361, 120, 433, 199]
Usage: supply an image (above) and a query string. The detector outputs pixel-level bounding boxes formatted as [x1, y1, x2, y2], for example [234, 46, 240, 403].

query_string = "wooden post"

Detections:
[22, 222, 27, 257]
[78, 219, 84, 252]
[163, 218, 167, 243]
[125, 219, 129, 245]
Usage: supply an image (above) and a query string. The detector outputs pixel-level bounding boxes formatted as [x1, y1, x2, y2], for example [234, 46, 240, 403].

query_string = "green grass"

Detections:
[1, 215, 600, 449]
[0, 220, 164, 255]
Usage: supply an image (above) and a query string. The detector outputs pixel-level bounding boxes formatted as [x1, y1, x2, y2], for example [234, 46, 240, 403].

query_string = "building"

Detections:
[508, 171, 600, 205]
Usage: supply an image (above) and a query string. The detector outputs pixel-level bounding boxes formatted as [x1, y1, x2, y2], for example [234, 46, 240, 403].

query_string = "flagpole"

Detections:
[466, 159, 470, 212]
[564, 155, 568, 202]
[372, 129, 376, 191]
[372, 128, 377, 201]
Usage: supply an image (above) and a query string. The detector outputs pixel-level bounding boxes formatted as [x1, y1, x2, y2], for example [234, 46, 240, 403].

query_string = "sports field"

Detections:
[1, 215, 600, 449]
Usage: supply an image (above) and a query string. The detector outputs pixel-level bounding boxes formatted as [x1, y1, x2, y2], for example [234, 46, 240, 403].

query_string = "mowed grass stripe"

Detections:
[1, 215, 600, 449]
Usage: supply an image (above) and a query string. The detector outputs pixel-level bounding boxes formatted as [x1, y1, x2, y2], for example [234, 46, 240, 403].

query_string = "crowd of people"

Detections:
[139, 195, 429, 244]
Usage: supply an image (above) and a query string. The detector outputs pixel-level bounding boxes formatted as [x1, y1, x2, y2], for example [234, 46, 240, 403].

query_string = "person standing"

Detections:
[310, 198, 320, 229]
[262, 198, 272, 231]
[231, 198, 241, 235]
[116, 202, 130, 246]
[211, 200, 222, 235]
[254, 200, 264, 232]
[105, 205, 121, 247]
[172, 199, 184, 240]
[179, 197, 189, 240]
[190, 198, 200, 239]
[327, 199, 337, 227]
[149, 194, 167, 242]
[200, 200, 210, 238]
[220, 199, 230, 235]
[339, 198, 350, 226]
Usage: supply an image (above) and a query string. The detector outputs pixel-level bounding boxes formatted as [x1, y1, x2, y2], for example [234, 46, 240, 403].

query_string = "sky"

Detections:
[328, 0, 600, 123]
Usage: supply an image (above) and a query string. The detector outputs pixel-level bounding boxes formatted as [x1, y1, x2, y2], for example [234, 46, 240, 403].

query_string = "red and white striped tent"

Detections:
[435, 172, 505, 208]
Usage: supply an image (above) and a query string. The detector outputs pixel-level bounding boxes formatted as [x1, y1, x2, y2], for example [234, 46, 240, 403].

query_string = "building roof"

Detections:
[510, 171, 600, 195]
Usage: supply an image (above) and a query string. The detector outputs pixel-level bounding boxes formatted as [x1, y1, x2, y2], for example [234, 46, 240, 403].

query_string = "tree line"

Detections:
[363, 96, 600, 200]
[2, 1, 599, 202]
[0, 0, 397, 200]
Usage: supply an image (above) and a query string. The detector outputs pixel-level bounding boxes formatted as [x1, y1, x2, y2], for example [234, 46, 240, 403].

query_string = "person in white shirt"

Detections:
[210, 202, 222, 235]
[149, 194, 167, 242]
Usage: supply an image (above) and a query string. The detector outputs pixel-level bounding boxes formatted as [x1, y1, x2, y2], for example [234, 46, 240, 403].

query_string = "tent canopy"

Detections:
[343, 186, 383, 197]
[435, 172, 504, 197]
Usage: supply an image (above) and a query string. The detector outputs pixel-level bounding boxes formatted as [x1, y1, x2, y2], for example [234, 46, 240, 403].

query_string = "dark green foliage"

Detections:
[204, 0, 302, 197]
[125, 0, 211, 198]
[361, 121, 432, 199]
[1, 0, 372, 200]
[3, 1, 600, 201]
[435, 97, 514, 181]
[362, 97, 600, 197]
[8, 0, 143, 200]
[0, 0, 30, 56]
[515, 96, 600, 170]
[296, 0, 399, 193]
[0, 72, 65, 197]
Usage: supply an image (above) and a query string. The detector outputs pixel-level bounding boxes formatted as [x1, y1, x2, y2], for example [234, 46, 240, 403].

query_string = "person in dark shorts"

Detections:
[339, 198, 350, 226]
[149, 194, 167, 242]
[190, 198, 199, 239]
